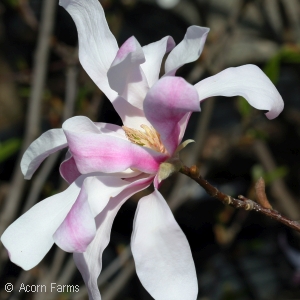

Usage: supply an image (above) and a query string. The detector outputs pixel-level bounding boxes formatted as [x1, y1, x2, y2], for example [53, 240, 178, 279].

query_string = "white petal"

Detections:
[165, 26, 209, 76]
[131, 189, 198, 300]
[73, 175, 153, 300]
[141, 36, 175, 87]
[59, 0, 119, 102]
[107, 36, 149, 110]
[94, 122, 126, 139]
[194, 64, 284, 119]
[84, 175, 133, 217]
[112, 96, 151, 129]
[1, 175, 86, 270]
[21, 129, 67, 179]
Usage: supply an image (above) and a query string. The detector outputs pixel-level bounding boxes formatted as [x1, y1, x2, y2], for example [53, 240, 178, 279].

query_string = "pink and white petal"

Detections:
[165, 26, 209, 76]
[178, 112, 192, 145]
[73, 175, 153, 300]
[63, 117, 167, 174]
[131, 189, 198, 300]
[60, 151, 141, 184]
[1, 175, 86, 270]
[194, 64, 284, 119]
[59, 0, 119, 102]
[107, 36, 149, 110]
[144, 76, 200, 155]
[21, 129, 68, 180]
[141, 36, 175, 87]
[60, 150, 81, 184]
[54, 175, 139, 253]
[53, 180, 95, 253]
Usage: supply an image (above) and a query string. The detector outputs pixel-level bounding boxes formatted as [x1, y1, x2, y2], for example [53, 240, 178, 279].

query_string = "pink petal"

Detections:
[141, 36, 175, 87]
[194, 64, 284, 119]
[21, 129, 67, 179]
[59, 0, 119, 102]
[0, 175, 86, 270]
[63, 116, 167, 174]
[73, 174, 153, 300]
[144, 76, 200, 155]
[60, 150, 81, 184]
[53, 180, 95, 253]
[53, 175, 131, 253]
[131, 189, 198, 300]
[107, 36, 149, 110]
[165, 26, 209, 76]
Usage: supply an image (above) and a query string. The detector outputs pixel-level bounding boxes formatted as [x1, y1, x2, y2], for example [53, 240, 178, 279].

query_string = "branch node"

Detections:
[245, 200, 255, 210]
[190, 165, 200, 177]
[224, 196, 233, 205]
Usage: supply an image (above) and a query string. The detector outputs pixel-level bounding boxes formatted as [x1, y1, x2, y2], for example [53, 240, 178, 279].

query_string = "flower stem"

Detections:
[180, 165, 300, 233]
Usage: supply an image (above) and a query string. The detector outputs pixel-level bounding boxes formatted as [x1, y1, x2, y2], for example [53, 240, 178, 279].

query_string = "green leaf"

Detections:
[251, 164, 265, 182]
[264, 166, 288, 184]
[251, 164, 288, 185]
[237, 97, 253, 118]
[246, 128, 269, 140]
[263, 53, 281, 84]
[0, 138, 21, 163]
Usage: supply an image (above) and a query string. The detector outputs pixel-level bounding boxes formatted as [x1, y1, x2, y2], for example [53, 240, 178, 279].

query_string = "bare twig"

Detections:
[180, 165, 300, 233]
[19, 0, 38, 30]
[253, 140, 300, 220]
[281, 0, 300, 42]
[102, 260, 136, 300]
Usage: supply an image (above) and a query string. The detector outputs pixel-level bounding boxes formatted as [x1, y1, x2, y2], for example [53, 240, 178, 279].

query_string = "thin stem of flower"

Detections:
[180, 165, 300, 233]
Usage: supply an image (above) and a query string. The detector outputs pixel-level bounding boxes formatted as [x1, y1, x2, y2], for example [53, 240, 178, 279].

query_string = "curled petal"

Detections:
[107, 36, 149, 110]
[1, 176, 86, 270]
[59, 0, 119, 102]
[53, 181, 95, 253]
[60, 150, 81, 184]
[21, 129, 67, 179]
[73, 175, 153, 300]
[141, 36, 175, 87]
[131, 189, 198, 300]
[194, 64, 284, 119]
[165, 26, 209, 76]
[144, 76, 200, 155]
[63, 116, 167, 174]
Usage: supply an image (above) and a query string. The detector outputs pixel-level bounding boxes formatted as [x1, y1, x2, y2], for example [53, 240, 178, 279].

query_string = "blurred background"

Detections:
[1, 0, 300, 299]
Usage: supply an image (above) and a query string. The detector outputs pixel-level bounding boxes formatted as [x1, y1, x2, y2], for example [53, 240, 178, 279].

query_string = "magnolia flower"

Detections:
[1, 0, 284, 299]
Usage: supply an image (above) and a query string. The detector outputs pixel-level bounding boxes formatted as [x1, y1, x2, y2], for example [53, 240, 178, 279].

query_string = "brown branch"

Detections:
[180, 165, 300, 233]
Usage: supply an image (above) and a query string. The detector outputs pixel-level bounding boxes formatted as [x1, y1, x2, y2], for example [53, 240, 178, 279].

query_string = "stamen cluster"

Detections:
[123, 125, 167, 154]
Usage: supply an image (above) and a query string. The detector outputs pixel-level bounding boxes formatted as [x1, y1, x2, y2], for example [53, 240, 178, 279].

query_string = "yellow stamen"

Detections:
[123, 124, 167, 154]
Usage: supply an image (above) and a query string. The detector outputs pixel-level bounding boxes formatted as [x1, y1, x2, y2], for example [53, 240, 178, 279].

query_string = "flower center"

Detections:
[122, 124, 167, 154]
